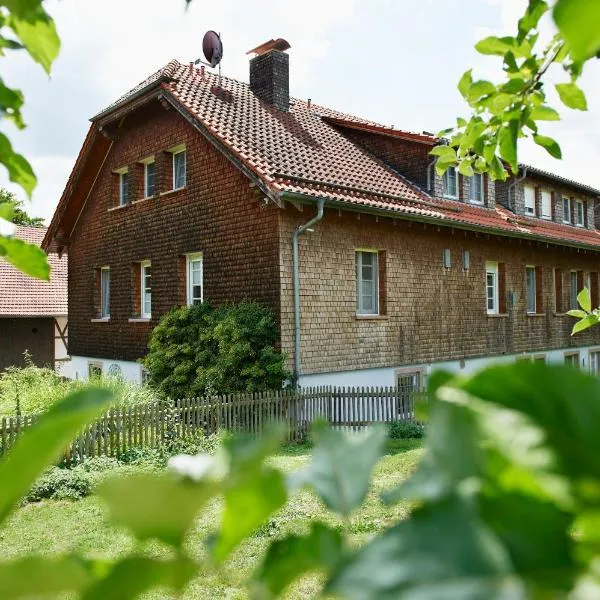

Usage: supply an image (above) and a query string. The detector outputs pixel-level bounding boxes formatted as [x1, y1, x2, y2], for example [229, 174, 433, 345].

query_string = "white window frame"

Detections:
[141, 156, 156, 198]
[486, 261, 499, 315]
[140, 260, 151, 319]
[575, 199, 585, 227]
[186, 252, 203, 307]
[469, 173, 484, 205]
[172, 145, 187, 190]
[523, 185, 536, 216]
[562, 196, 571, 224]
[356, 250, 379, 316]
[590, 349, 600, 375]
[564, 352, 580, 368]
[100, 267, 110, 319]
[116, 168, 129, 206]
[541, 189, 552, 220]
[526, 265, 537, 314]
[443, 167, 457, 199]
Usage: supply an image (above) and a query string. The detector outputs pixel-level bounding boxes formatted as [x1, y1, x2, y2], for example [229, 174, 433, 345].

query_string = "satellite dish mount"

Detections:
[193, 30, 224, 84]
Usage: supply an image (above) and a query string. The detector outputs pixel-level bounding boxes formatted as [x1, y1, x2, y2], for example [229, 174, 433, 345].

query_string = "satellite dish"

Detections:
[202, 30, 223, 68]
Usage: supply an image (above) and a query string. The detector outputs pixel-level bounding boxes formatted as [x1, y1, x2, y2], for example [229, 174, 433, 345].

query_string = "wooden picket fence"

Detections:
[0, 385, 420, 464]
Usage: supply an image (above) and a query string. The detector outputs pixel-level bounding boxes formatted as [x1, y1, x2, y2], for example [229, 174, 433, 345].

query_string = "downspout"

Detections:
[508, 165, 528, 211]
[292, 198, 325, 384]
[426, 158, 437, 194]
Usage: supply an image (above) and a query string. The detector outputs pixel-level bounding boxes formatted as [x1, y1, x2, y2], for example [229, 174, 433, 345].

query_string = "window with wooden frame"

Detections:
[443, 167, 457, 199]
[170, 145, 187, 190]
[525, 266, 543, 314]
[570, 270, 583, 310]
[554, 268, 564, 313]
[143, 158, 156, 198]
[564, 352, 580, 368]
[100, 267, 110, 318]
[590, 272, 599, 309]
[140, 261, 152, 319]
[469, 173, 484, 204]
[356, 250, 386, 316]
[113, 167, 129, 206]
[562, 196, 572, 224]
[186, 253, 203, 306]
[575, 199, 585, 227]
[486, 261, 506, 315]
[541, 189, 552, 220]
[524, 185, 536, 216]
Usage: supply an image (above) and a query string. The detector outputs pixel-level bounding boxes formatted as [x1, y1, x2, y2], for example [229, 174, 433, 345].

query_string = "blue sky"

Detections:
[1, 0, 599, 222]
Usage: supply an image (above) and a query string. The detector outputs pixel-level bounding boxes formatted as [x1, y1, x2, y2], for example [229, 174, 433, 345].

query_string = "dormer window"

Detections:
[541, 190, 552, 220]
[524, 185, 536, 216]
[576, 199, 585, 227]
[443, 167, 457, 199]
[469, 173, 484, 205]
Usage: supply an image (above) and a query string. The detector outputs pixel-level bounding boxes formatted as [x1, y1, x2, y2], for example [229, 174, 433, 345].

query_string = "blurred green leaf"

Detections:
[81, 556, 198, 600]
[0, 235, 50, 280]
[0, 388, 112, 525]
[578, 287, 592, 313]
[572, 314, 599, 335]
[530, 105, 560, 121]
[500, 78, 526, 94]
[429, 145, 456, 158]
[0, 555, 92, 599]
[0, 202, 14, 221]
[97, 473, 216, 548]
[458, 69, 473, 99]
[555, 82, 588, 111]
[458, 160, 474, 177]
[6, 6, 60, 74]
[533, 134, 562, 159]
[476, 36, 516, 56]
[213, 467, 286, 562]
[0, 132, 36, 198]
[252, 523, 343, 599]
[498, 121, 519, 172]
[518, 0, 549, 41]
[554, 0, 600, 61]
[327, 494, 518, 600]
[468, 80, 496, 103]
[0, 79, 25, 129]
[301, 425, 386, 516]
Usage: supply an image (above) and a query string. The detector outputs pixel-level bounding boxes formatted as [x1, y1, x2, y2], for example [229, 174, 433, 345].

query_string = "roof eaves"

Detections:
[519, 163, 600, 197]
[281, 191, 600, 253]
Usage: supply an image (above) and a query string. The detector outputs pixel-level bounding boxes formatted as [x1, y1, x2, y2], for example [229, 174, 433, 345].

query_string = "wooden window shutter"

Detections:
[591, 272, 599, 309]
[498, 262, 507, 313]
[534, 187, 541, 218]
[378, 250, 387, 315]
[483, 174, 489, 206]
[555, 268, 563, 313]
[577, 270, 584, 293]
[457, 174, 463, 201]
[535, 266, 543, 314]
[93, 268, 101, 318]
[179, 256, 187, 305]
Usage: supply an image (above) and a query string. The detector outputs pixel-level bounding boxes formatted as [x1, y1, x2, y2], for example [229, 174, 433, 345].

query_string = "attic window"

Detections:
[168, 144, 187, 190]
[443, 167, 457, 199]
[114, 167, 129, 206]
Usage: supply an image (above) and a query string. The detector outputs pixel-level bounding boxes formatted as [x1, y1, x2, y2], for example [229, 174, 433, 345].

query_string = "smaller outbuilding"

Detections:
[0, 226, 70, 375]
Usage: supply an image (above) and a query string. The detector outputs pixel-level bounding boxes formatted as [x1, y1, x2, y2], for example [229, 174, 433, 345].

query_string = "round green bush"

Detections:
[388, 421, 425, 439]
[143, 302, 290, 398]
[25, 467, 92, 503]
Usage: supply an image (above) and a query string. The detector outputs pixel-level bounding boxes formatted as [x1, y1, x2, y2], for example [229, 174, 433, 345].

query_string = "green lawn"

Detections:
[0, 440, 423, 599]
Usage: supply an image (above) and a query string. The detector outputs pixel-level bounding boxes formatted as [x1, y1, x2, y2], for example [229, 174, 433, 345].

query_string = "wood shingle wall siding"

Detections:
[0, 318, 54, 370]
[68, 102, 281, 362]
[279, 207, 600, 376]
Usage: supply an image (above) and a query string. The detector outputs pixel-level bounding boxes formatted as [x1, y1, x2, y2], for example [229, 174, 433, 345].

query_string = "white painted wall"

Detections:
[299, 344, 600, 388]
[53, 316, 72, 378]
[70, 355, 144, 383]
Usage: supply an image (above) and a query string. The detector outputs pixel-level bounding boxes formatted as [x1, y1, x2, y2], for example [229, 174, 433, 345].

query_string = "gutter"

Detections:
[291, 197, 325, 382]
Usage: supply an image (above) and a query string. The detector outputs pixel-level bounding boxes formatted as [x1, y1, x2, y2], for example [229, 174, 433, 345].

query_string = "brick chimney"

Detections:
[248, 38, 291, 112]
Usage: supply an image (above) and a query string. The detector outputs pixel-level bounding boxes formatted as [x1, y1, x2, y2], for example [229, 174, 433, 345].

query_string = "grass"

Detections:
[0, 440, 423, 599]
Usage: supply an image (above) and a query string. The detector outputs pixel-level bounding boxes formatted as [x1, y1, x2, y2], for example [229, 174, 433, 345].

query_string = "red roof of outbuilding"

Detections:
[46, 59, 600, 252]
[0, 227, 67, 317]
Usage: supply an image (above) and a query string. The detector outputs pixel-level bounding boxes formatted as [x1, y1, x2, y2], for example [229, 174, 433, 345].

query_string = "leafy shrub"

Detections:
[77, 456, 120, 473]
[25, 467, 92, 503]
[143, 301, 290, 398]
[388, 421, 425, 439]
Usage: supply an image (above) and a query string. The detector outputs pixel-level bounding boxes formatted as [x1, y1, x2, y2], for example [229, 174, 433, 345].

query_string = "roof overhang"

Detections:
[281, 191, 600, 253]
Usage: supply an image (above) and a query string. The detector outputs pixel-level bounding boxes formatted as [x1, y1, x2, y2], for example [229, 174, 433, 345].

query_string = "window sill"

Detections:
[160, 187, 187, 198]
[355, 314, 389, 321]
[469, 200, 484, 206]
[128, 318, 152, 323]
[108, 204, 130, 212]
[132, 196, 155, 205]
[442, 195, 458, 201]
[487, 313, 508, 318]
[91, 318, 110, 323]
[526, 313, 546, 317]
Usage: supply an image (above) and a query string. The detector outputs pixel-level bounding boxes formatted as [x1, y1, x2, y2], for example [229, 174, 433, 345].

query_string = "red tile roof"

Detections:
[0, 227, 67, 317]
[49, 59, 600, 252]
